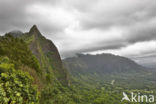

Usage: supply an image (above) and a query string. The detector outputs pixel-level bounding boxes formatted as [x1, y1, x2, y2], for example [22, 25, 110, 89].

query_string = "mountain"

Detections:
[1, 25, 156, 104]
[2, 25, 72, 103]
[8, 30, 23, 37]
[64, 53, 147, 75]
[63, 53, 154, 88]
[7, 25, 69, 85]
[22, 25, 68, 85]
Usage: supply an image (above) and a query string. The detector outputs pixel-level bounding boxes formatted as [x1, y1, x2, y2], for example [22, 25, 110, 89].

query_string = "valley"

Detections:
[0, 25, 156, 104]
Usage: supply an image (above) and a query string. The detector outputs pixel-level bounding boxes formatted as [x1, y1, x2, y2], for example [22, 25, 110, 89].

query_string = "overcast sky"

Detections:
[0, 0, 156, 67]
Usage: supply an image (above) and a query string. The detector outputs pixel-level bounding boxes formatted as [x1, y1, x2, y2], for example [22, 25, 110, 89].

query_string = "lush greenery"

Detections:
[1, 27, 156, 104]
[0, 35, 40, 73]
[0, 57, 39, 104]
[0, 35, 40, 104]
[40, 80, 156, 104]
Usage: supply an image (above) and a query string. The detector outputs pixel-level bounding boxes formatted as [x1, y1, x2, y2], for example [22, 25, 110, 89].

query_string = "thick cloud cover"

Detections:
[0, 0, 156, 67]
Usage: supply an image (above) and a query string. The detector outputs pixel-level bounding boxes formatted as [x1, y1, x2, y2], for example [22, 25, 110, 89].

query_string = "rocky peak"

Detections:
[29, 25, 41, 36]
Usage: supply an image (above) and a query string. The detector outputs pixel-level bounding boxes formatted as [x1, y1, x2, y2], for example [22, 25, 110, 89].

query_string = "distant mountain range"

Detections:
[63, 53, 156, 88]
[5, 25, 156, 89]
[1, 25, 156, 104]
[64, 53, 147, 75]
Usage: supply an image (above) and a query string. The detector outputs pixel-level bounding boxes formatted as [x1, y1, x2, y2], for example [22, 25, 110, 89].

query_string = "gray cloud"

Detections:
[0, 0, 68, 34]
[78, 0, 156, 29]
[0, 0, 156, 67]
[61, 42, 127, 57]
[125, 20, 156, 43]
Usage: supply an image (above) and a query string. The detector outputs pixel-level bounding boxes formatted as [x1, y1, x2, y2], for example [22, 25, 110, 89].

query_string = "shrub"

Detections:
[0, 57, 39, 104]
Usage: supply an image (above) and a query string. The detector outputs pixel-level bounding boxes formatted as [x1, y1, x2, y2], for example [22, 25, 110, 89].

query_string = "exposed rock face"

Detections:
[26, 25, 68, 85]
[8, 25, 68, 85]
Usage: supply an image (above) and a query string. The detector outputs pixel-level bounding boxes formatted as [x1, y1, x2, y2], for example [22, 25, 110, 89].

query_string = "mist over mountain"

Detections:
[64, 53, 147, 75]
[1, 25, 156, 104]
[8, 30, 23, 37]
[63, 53, 156, 88]
[1, 0, 156, 103]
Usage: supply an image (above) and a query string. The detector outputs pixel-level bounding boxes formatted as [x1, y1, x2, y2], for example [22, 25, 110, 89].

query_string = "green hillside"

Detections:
[1, 25, 156, 104]
[0, 27, 73, 103]
[21, 25, 69, 85]
[64, 54, 156, 89]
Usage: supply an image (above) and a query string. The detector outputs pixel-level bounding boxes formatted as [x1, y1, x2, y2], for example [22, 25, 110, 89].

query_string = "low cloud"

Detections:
[0, 0, 156, 67]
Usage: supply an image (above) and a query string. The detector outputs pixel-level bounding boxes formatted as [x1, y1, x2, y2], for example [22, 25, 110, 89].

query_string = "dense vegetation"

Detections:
[1, 26, 156, 104]
[64, 54, 156, 89]
[0, 57, 39, 104]
[0, 35, 40, 73]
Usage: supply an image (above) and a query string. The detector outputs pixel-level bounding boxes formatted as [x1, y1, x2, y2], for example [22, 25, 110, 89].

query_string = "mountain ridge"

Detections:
[1, 25, 156, 104]
[7, 25, 69, 85]
[64, 53, 147, 75]
[63, 53, 154, 88]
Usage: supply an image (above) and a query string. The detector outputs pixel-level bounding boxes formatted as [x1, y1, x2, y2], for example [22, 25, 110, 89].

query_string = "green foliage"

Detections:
[1, 28, 156, 104]
[0, 57, 39, 104]
[0, 35, 41, 73]
[40, 84, 71, 104]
